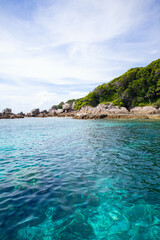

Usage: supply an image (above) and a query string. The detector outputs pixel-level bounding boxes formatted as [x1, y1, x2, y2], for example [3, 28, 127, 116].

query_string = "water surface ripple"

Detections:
[0, 118, 160, 240]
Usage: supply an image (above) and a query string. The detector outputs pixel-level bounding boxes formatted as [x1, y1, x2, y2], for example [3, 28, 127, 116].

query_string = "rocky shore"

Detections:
[73, 104, 160, 120]
[1, 103, 160, 120]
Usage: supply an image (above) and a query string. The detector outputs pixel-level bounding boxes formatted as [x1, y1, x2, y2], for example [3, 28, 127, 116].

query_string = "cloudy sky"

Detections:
[0, 0, 159, 113]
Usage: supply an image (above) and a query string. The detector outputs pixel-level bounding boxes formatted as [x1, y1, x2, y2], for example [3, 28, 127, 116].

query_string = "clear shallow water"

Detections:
[0, 118, 160, 240]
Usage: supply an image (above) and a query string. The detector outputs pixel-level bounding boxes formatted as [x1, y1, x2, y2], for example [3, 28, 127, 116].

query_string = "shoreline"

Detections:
[0, 112, 160, 120]
[1, 104, 160, 120]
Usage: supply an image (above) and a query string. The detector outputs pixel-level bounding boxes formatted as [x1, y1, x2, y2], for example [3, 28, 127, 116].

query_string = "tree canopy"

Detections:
[73, 59, 160, 110]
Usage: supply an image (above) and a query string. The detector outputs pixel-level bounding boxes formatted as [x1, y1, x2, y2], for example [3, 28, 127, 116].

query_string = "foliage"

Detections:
[57, 102, 64, 109]
[66, 99, 76, 105]
[73, 59, 160, 109]
[153, 99, 160, 109]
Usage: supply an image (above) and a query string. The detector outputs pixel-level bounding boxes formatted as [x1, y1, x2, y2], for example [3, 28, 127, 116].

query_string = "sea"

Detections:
[0, 117, 160, 240]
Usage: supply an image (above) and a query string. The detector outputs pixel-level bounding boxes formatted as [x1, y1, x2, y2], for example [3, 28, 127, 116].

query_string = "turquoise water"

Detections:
[0, 118, 160, 240]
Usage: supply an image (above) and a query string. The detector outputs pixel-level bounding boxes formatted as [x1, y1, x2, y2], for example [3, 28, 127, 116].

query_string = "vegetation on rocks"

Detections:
[73, 59, 160, 110]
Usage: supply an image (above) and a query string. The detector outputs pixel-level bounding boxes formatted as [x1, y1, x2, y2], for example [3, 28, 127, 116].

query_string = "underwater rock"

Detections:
[29, 214, 46, 227]
[66, 192, 86, 205]
[52, 205, 73, 221]
[108, 236, 121, 240]
[68, 217, 94, 238]
[88, 194, 100, 207]
[125, 204, 147, 222]
[108, 221, 129, 235]
[17, 225, 43, 240]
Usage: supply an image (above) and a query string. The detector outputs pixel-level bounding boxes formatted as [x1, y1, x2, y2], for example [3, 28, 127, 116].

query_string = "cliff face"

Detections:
[73, 59, 160, 110]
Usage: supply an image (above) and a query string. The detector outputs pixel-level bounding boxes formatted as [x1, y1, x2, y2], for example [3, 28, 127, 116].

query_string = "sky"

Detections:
[0, 0, 160, 113]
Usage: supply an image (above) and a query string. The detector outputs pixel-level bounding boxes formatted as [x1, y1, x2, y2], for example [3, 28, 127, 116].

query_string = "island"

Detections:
[1, 59, 160, 120]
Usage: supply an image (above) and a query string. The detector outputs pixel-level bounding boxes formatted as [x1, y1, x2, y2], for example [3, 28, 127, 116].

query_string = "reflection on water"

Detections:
[0, 118, 160, 240]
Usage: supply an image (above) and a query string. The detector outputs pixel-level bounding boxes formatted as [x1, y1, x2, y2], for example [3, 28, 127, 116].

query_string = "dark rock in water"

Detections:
[52, 205, 73, 221]
[125, 204, 147, 222]
[65, 193, 87, 206]
[88, 194, 100, 207]
[29, 214, 46, 227]
[56, 231, 74, 240]
[31, 108, 40, 117]
[32, 235, 44, 240]
[68, 217, 94, 238]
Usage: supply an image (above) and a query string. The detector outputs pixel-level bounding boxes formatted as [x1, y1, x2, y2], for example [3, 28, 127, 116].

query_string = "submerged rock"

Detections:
[52, 205, 73, 221]
[88, 194, 100, 207]
[68, 217, 94, 238]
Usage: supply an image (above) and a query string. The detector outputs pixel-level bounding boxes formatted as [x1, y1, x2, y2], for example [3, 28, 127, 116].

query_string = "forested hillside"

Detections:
[72, 59, 160, 110]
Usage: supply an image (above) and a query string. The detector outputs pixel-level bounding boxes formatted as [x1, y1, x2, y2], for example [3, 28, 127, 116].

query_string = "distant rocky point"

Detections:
[0, 108, 25, 119]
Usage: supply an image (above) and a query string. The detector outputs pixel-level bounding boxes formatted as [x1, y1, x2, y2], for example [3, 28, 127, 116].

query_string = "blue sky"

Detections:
[0, 0, 160, 113]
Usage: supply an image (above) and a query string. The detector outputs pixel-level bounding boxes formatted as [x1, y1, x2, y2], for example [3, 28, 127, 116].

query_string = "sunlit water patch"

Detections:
[0, 118, 160, 240]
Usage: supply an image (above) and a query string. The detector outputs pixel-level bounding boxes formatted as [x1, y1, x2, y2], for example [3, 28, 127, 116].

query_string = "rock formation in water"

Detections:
[0, 108, 25, 119]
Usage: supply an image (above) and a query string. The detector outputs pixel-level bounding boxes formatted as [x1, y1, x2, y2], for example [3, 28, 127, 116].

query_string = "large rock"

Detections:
[18, 111, 25, 116]
[16, 112, 25, 118]
[75, 103, 130, 119]
[130, 106, 160, 114]
[48, 109, 56, 115]
[62, 103, 71, 112]
[2, 108, 12, 115]
[31, 108, 40, 116]
[41, 110, 48, 114]
[72, 102, 76, 110]
[79, 103, 129, 115]
[56, 109, 64, 114]
[37, 113, 45, 117]
[48, 106, 57, 112]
